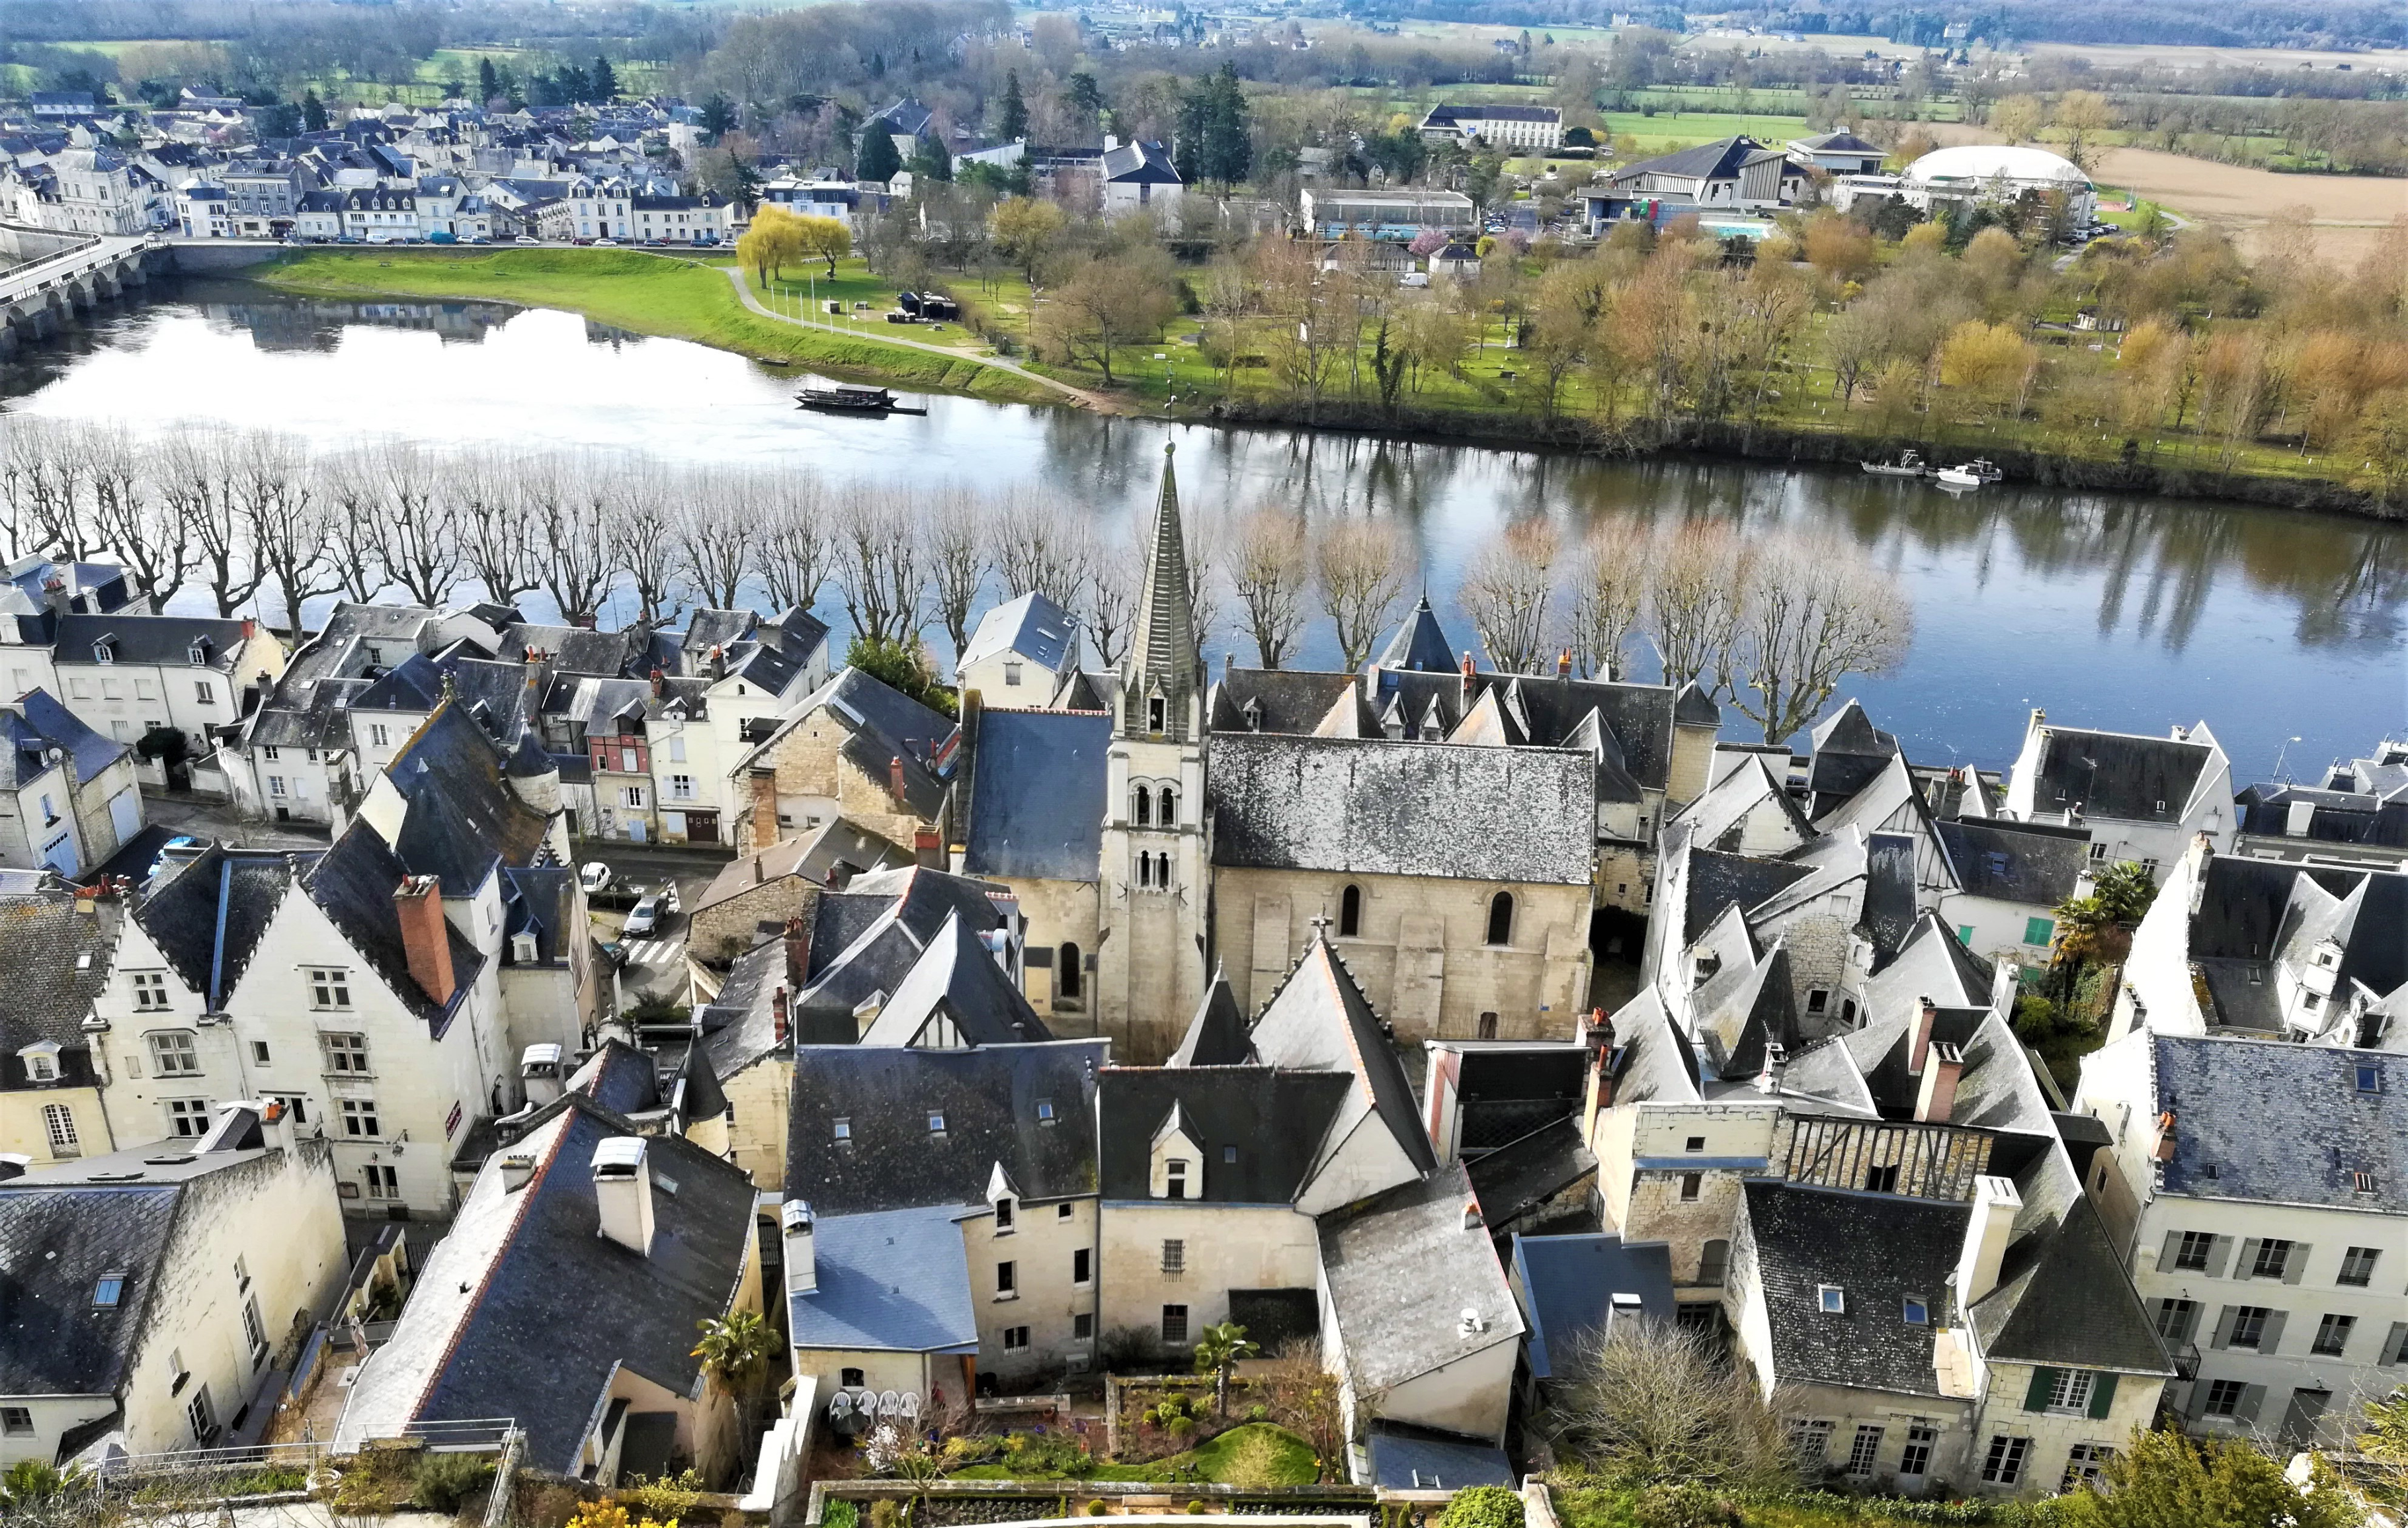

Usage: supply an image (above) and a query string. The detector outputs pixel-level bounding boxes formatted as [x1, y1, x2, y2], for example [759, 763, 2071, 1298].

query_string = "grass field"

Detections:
[256, 249, 1053, 402]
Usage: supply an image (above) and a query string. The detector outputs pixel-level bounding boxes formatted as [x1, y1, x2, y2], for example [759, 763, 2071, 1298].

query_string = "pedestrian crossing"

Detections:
[618, 939, 681, 968]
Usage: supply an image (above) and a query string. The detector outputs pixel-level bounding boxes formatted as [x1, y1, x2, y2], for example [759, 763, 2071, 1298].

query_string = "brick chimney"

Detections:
[1915, 1040, 1964, 1123]
[913, 826, 942, 870]
[772, 984, 790, 1045]
[1556, 648, 1571, 679]
[394, 874, 455, 1005]
[749, 768, 777, 848]
[240, 617, 257, 642]
[783, 915, 810, 990]
[888, 754, 908, 804]
[42, 575, 67, 616]
[647, 665, 664, 699]
[1909, 996, 1937, 1074]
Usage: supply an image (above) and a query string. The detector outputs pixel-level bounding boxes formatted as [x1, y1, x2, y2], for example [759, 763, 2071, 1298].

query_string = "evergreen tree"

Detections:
[558, 62, 591, 104]
[698, 92, 739, 141]
[495, 64, 521, 108]
[1066, 71, 1104, 125]
[997, 70, 1028, 142]
[1200, 63, 1251, 185]
[1173, 79, 1210, 185]
[856, 126, 902, 183]
[913, 132, 952, 183]
[477, 57, 499, 104]
[302, 89, 328, 132]
[592, 56, 619, 101]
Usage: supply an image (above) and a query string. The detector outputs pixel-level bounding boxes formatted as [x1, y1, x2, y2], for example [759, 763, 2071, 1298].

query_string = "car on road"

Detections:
[595, 237, 620, 247]
[661, 882, 681, 915]
[623, 892, 664, 937]
[145, 835, 203, 882]
[515, 235, 542, 245]
[579, 861, 614, 893]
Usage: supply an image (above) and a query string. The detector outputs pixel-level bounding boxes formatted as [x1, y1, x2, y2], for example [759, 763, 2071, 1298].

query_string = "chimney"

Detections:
[259, 1096, 296, 1155]
[1956, 1175, 2021, 1307]
[42, 576, 67, 616]
[708, 644, 726, 679]
[772, 984, 790, 1045]
[888, 754, 908, 804]
[1909, 996, 1937, 1075]
[240, 616, 257, 642]
[1223, 652, 1235, 681]
[1460, 650, 1475, 679]
[520, 1043, 565, 1105]
[784, 915, 810, 990]
[499, 1151, 537, 1191]
[1556, 648, 1571, 679]
[394, 874, 456, 1006]
[647, 665, 665, 699]
[913, 826, 942, 870]
[749, 768, 778, 849]
[1915, 1040, 1964, 1123]
[2153, 1110, 2177, 1163]
[782, 1198, 817, 1295]
[753, 855, 765, 884]
[591, 1136, 655, 1255]
[1462, 1197, 1484, 1232]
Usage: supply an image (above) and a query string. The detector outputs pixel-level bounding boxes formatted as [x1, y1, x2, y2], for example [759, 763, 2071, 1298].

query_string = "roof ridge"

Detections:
[410, 1103, 575, 1425]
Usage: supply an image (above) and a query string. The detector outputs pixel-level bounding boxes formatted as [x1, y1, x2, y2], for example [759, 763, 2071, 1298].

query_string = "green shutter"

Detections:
[2023, 1367, 2056, 1412]
[2087, 1372, 2118, 1420]
[2025, 916, 2055, 947]
[1958, 925, 1975, 946]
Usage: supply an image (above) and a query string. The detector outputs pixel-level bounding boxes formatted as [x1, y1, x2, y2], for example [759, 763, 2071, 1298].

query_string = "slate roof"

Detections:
[1464, 1117, 1597, 1227]
[301, 824, 485, 1027]
[1510, 1232, 1676, 1380]
[790, 868, 1020, 1035]
[1210, 733, 1592, 884]
[567, 1039, 661, 1116]
[1248, 939, 1436, 1177]
[5, 689, 129, 785]
[1967, 1156, 2170, 1376]
[1936, 819, 2090, 908]
[2150, 1033, 2405, 1212]
[959, 593, 1077, 677]
[788, 1203, 979, 1354]
[378, 699, 558, 888]
[1739, 1180, 1968, 1396]
[1805, 699, 1897, 806]
[854, 908, 1052, 1048]
[736, 669, 956, 820]
[344, 1095, 757, 1474]
[1097, 1066, 1355, 1203]
[1319, 1162, 1524, 1393]
[1681, 847, 1813, 944]
[692, 819, 912, 919]
[1368, 1425, 1516, 1490]
[136, 847, 294, 1011]
[2024, 724, 2216, 824]
[785, 1040, 1106, 1216]
[1208, 670, 1360, 734]
[0, 1179, 185, 1398]
[961, 708, 1108, 882]
[1610, 134, 1770, 185]
[0, 884, 114, 1078]
[1166, 970, 1251, 1067]
[1378, 593, 1456, 672]
[1792, 130, 1886, 155]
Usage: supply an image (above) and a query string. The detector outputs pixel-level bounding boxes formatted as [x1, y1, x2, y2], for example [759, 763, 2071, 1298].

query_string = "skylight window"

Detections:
[1902, 1296, 1928, 1326]
[93, 1274, 125, 1308]
[832, 1117, 851, 1142]
[1817, 1285, 1845, 1314]
[1035, 1099, 1056, 1123]
[2358, 1064, 2384, 1094]
[927, 1111, 946, 1134]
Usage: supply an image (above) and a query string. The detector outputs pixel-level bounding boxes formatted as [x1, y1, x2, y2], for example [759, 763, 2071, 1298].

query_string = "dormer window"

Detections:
[20, 1042, 61, 1083]
[994, 1197, 1015, 1232]
[1165, 1158, 1188, 1199]
[188, 638, 211, 665]
[92, 640, 114, 665]
[1241, 698, 1261, 731]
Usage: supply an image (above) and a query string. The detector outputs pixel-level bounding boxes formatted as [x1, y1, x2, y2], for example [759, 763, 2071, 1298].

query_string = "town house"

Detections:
[0, 691, 143, 876]
[2001, 709, 2235, 874]
[0, 878, 122, 1167]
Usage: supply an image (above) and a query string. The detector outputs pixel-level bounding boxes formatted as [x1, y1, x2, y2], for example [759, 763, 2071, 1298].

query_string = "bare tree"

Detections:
[1567, 523, 1653, 680]
[833, 491, 926, 646]
[0, 417, 40, 560]
[234, 430, 337, 640]
[1314, 517, 1414, 671]
[87, 425, 197, 607]
[1546, 1318, 1802, 1491]
[318, 447, 389, 604]
[526, 452, 614, 625]
[757, 472, 838, 616]
[925, 487, 990, 660]
[169, 425, 264, 618]
[1645, 520, 1748, 691]
[19, 417, 91, 559]
[675, 469, 759, 611]
[1728, 532, 1913, 743]
[1183, 507, 1227, 670]
[608, 454, 683, 625]
[1083, 533, 1142, 669]
[1457, 518, 1560, 675]
[1230, 508, 1310, 669]
[454, 449, 540, 605]
[368, 439, 464, 607]
[991, 491, 1088, 611]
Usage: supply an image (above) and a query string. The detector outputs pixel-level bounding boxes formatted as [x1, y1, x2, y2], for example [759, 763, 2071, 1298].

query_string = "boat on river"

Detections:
[795, 384, 929, 416]
[1934, 458, 2004, 489]
[1860, 450, 1929, 478]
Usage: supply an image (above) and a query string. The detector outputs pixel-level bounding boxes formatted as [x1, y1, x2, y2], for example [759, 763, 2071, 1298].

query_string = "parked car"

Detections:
[595, 237, 619, 247]
[661, 883, 681, 915]
[515, 235, 542, 245]
[579, 861, 614, 893]
[145, 835, 203, 882]
[623, 892, 663, 937]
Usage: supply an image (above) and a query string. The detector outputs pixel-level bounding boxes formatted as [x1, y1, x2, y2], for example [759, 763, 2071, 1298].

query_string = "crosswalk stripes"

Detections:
[618, 939, 680, 968]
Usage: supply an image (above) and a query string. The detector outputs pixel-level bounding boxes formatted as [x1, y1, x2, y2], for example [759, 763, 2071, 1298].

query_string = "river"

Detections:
[3, 280, 2401, 779]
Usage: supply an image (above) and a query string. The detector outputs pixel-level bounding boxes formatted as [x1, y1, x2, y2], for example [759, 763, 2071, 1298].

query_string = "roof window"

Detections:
[833, 1117, 851, 1142]
[2357, 1064, 2384, 1094]
[1902, 1296, 1928, 1326]
[93, 1273, 125, 1307]
[2354, 1171, 2378, 1195]
[1817, 1285, 1845, 1314]
[1035, 1099, 1056, 1124]
[927, 1111, 946, 1134]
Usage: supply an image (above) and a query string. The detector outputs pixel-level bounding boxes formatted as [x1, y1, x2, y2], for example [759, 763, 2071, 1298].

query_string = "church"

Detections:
[954, 446, 1714, 1062]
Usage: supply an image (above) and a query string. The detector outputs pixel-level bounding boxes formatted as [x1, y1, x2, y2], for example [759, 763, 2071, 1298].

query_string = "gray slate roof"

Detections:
[788, 1204, 978, 1354]
[962, 708, 1108, 882]
[1209, 733, 1592, 884]
[1936, 819, 2089, 907]
[1510, 1232, 1675, 1380]
[2151, 1033, 2405, 1212]
[1096, 1066, 1354, 1203]
[1319, 1162, 1524, 1393]
[1739, 1179, 1968, 1397]
[0, 884, 116, 1090]
[2026, 726, 2214, 824]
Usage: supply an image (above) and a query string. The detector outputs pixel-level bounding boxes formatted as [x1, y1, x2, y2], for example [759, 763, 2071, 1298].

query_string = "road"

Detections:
[577, 842, 731, 1009]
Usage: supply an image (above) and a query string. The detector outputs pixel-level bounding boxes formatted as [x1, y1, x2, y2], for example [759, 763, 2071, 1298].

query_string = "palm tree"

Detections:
[693, 1309, 780, 1441]
[1192, 1321, 1260, 1418]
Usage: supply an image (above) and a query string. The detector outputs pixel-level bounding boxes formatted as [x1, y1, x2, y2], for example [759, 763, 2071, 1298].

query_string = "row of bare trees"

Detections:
[1456, 518, 1914, 743]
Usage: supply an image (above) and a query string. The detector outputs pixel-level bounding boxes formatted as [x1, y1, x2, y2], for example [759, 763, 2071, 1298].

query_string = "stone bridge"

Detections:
[0, 226, 166, 353]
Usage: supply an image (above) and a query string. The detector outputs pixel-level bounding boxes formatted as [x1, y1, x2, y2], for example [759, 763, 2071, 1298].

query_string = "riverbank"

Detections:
[237, 247, 2399, 522]
[249, 247, 1059, 405]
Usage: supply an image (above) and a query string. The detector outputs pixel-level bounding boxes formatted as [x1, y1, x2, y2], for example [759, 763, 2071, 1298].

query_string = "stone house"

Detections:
[2073, 1028, 2406, 1447]
[686, 819, 912, 966]
[726, 669, 956, 855]
[337, 1093, 763, 1486]
[0, 690, 142, 875]
[955, 593, 1079, 704]
[0, 1103, 348, 1468]
[47, 613, 282, 769]
[0, 880, 122, 1167]
[953, 703, 1111, 1027]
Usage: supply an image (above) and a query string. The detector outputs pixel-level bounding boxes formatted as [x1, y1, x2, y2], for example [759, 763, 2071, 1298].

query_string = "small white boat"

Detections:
[1860, 450, 1928, 478]
[1935, 458, 2003, 489]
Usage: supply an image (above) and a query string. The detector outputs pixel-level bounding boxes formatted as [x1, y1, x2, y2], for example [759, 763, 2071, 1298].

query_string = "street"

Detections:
[577, 840, 733, 1010]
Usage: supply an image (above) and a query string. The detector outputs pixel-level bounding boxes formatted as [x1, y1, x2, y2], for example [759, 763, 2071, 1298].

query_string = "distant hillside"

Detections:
[1724, 1, 2408, 50]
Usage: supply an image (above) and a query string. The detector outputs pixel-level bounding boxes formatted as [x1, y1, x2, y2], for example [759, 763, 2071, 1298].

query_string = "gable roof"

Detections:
[785, 1040, 1106, 1216]
[2149, 1033, 2404, 1212]
[692, 819, 912, 920]
[1935, 819, 2089, 908]
[959, 593, 1077, 676]
[135, 847, 294, 1011]
[7, 689, 129, 785]
[1167, 969, 1251, 1067]
[961, 708, 1108, 883]
[2025, 724, 2217, 824]
[301, 823, 485, 1027]
[1739, 1179, 1966, 1397]
[1096, 1066, 1354, 1203]
[1610, 135, 1768, 185]
[854, 908, 1052, 1048]
[0, 884, 115, 1069]
[1511, 1232, 1676, 1380]
[1319, 1163, 1524, 1392]
[1247, 939, 1437, 1177]
[787, 1203, 979, 1355]
[377, 698, 558, 888]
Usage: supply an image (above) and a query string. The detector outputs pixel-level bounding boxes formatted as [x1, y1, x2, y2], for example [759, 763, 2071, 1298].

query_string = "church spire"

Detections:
[1121, 442, 1200, 741]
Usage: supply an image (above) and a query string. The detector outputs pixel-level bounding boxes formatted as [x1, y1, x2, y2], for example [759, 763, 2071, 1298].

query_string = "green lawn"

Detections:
[948, 1424, 1320, 1487]
[255, 249, 1051, 402]
[1599, 110, 1819, 151]
[1554, 1483, 2017, 1528]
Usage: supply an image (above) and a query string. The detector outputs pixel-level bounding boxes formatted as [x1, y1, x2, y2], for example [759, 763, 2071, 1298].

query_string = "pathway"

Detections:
[714, 264, 1120, 411]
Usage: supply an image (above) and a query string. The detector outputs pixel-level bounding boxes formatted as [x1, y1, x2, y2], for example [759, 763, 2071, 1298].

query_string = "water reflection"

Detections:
[0, 280, 2399, 771]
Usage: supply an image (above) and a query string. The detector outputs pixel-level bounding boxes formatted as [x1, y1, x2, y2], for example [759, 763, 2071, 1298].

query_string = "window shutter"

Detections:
[2257, 1310, 2287, 1355]
[2204, 1235, 2233, 1279]
[2235, 1238, 2261, 1279]
[2087, 1372, 2119, 1420]
[2211, 1306, 2240, 1349]
[2380, 1322, 2408, 1366]
[2022, 1367, 2056, 1412]
[2158, 1230, 2182, 1270]
[2237, 1384, 2266, 1424]
[2283, 1244, 2310, 1285]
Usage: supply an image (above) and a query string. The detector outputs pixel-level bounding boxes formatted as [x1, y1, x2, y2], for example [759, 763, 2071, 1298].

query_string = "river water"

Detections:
[3, 282, 2401, 777]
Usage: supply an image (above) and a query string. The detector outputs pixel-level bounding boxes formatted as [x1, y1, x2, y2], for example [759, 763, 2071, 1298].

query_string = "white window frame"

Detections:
[147, 1031, 200, 1076]
[165, 1097, 211, 1136]
[321, 1031, 370, 1074]
[2046, 1368, 2095, 1413]
[339, 1097, 380, 1138]
[308, 968, 352, 1010]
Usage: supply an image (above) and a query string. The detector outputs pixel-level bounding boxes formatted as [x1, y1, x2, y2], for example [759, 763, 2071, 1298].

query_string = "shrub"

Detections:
[825, 1502, 861, 1528]
[1436, 1484, 1525, 1528]
[1084, 1498, 1111, 1515]
[414, 1452, 497, 1512]
[1243, 1404, 1268, 1423]
[1632, 1484, 1739, 1528]
[618, 1469, 709, 1521]
[870, 1498, 904, 1528]
[1186, 1502, 1209, 1515]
